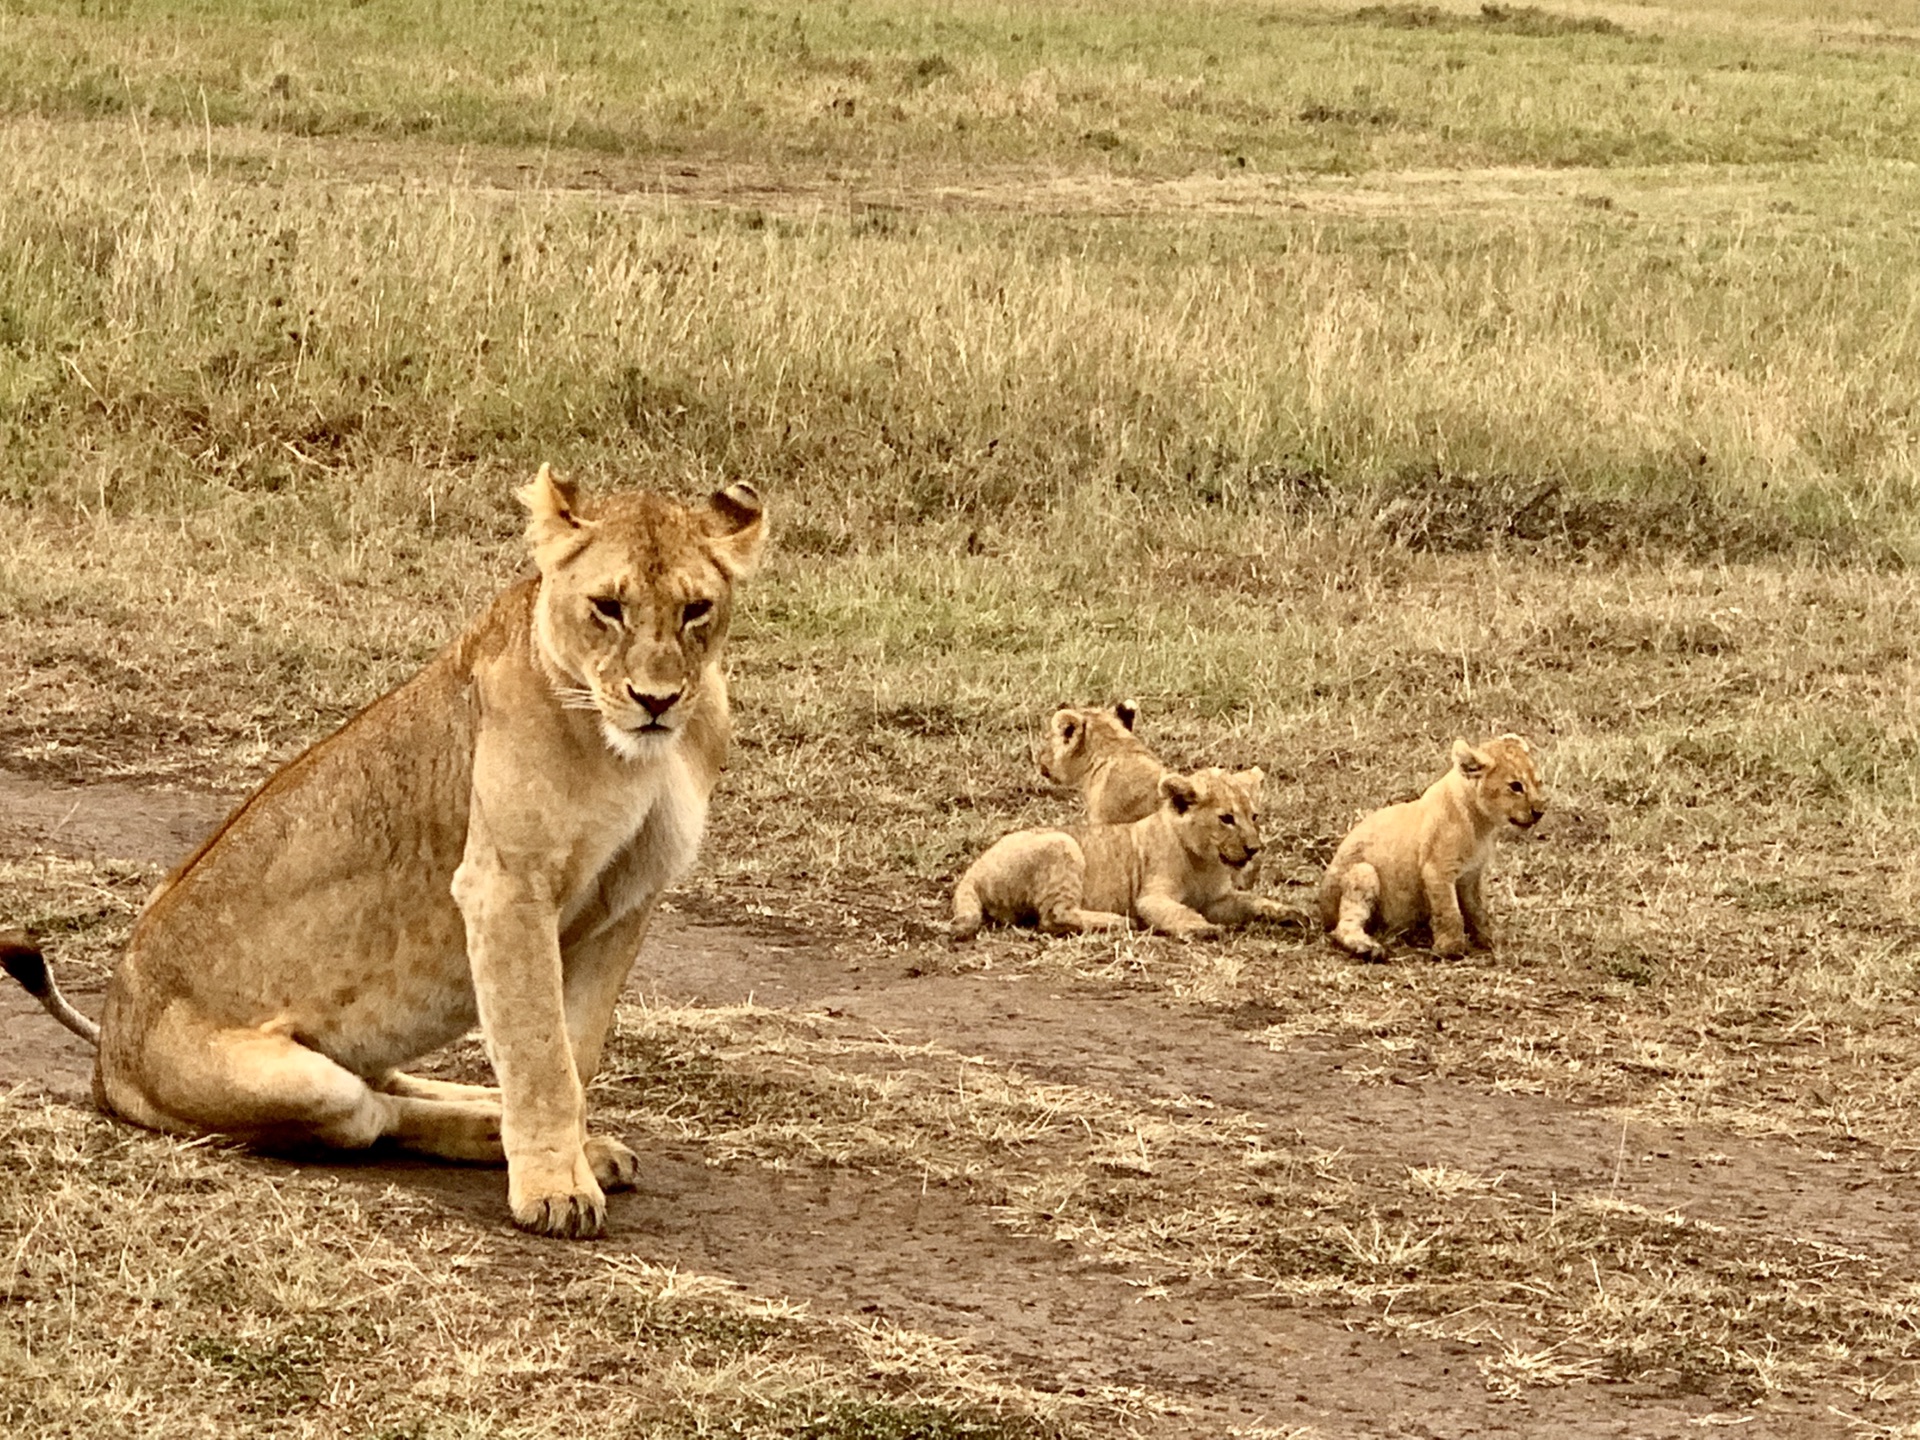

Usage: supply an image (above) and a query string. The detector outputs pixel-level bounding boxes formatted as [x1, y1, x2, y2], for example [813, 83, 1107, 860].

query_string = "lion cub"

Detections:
[1032, 701, 1171, 824]
[954, 767, 1290, 941]
[1318, 734, 1544, 961]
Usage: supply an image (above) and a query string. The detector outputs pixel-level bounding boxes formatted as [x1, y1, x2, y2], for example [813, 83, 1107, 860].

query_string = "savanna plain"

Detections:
[10, 0, 1920, 1435]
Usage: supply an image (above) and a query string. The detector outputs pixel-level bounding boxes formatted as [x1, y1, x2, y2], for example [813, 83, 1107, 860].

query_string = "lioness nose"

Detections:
[628, 684, 681, 718]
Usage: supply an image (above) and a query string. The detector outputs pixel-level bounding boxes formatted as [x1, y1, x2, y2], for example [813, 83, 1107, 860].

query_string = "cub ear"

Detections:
[1113, 699, 1138, 731]
[706, 483, 767, 577]
[1498, 732, 1532, 754]
[1052, 709, 1086, 751]
[1158, 773, 1199, 814]
[1233, 766, 1264, 794]
[1451, 739, 1488, 777]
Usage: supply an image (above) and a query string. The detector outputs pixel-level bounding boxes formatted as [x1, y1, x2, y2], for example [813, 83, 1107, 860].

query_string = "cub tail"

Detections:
[1, 933, 100, 1046]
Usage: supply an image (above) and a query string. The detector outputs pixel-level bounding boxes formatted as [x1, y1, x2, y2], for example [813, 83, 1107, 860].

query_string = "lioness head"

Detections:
[1033, 700, 1140, 787]
[520, 464, 766, 760]
[1159, 766, 1265, 871]
[1452, 734, 1545, 830]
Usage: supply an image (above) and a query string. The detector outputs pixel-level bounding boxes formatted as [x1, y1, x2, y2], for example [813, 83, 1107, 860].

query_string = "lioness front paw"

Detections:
[509, 1155, 607, 1239]
[585, 1135, 641, 1192]
[511, 1184, 607, 1239]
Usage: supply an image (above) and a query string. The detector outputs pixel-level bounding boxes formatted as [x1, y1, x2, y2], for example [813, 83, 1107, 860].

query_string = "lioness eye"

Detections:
[682, 598, 713, 627]
[590, 596, 624, 624]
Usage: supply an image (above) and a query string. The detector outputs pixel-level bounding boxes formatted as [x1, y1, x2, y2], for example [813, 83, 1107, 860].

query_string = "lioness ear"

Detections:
[1159, 774, 1199, 814]
[1113, 700, 1138, 731]
[1452, 739, 1488, 777]
[706, 483, 766, 577]
[517, 464, 585, 563]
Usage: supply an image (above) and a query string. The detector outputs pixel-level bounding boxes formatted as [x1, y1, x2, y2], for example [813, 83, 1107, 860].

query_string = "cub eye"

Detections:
[1220, 814, 1236, 827]
[1508, 780, 1526, 793]
[681, 598, 714, 628]
[589, 596, 624, 624]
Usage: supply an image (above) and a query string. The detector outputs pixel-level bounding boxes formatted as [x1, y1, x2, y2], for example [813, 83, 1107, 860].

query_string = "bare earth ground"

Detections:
[0, 768, 1898, 1438]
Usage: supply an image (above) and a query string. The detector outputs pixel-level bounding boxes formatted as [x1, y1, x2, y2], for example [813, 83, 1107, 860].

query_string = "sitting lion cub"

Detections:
[1032, 701, 1171, 823]
[954, 767, 1290, 941]
[1318, 734, 1544, 961]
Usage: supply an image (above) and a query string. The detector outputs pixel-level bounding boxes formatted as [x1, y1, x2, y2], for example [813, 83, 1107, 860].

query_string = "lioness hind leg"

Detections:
[105, 1010, 504, 1162]
[585, 1134, 641, 1191]
[1328, 863, 1386, 961]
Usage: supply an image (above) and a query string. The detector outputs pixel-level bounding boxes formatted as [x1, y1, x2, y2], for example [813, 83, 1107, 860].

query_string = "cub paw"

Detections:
[585, 1134, 642, 1192]
[1332, 929, 1385, 962]
[1431, 937, 1469, 960]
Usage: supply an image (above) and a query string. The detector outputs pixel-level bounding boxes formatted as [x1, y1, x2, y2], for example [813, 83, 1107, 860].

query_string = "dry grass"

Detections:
[8, 0, 1920, 1430]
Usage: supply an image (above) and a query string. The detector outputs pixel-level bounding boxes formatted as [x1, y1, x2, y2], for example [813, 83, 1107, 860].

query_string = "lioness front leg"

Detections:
[560, 896, 669, 1194]
[1457, 871, 1495, 951]
[454, 849, 604, 1240]
[1422, 862, 1469, 959]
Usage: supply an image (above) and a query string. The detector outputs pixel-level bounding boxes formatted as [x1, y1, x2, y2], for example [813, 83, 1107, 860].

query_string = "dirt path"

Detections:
[0, 770, 1886, 1436]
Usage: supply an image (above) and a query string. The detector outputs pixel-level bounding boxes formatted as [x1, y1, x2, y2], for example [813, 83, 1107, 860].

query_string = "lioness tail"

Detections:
[0, 935, 100, 1046]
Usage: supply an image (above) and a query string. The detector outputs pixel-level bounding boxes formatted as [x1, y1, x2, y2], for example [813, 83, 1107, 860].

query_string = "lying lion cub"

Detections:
[1318, 734, 1544, 961]
[4, 466, 764, 1239]
[953, 767, 1290, 941]
[1032, 701, 1171, 823]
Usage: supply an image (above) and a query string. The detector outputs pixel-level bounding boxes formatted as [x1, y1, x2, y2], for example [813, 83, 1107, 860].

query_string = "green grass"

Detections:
[6, 0, 1920, 173]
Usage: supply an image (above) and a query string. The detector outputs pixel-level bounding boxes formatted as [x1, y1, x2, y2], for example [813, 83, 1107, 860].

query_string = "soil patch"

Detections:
[0, 771, 1890, 1435]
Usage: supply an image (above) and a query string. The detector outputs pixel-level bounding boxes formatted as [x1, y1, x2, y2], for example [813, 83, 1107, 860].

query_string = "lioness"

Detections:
[1318, 734, 1544, 961]
[1032, 701, 1170, 824]
[952, 767, 1290, 941]
[3, 466, 764, 1239]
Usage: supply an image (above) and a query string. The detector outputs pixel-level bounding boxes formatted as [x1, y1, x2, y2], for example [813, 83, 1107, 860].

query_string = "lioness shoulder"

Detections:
[1318, 734, 1544, 961]
[954, 766, 1290, 941]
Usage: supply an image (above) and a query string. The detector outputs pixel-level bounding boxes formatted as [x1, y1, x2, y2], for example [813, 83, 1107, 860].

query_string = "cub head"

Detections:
[520, 464, 766, 760]
[1451, 734, 1545, 831]
[1158, 766, 1264, 872]
[1032, 700, 1141, 787]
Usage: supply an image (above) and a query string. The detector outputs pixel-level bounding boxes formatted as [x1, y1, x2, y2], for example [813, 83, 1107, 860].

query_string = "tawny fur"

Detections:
[954, 767, 1291, 941]
[7, 466, 765, 1240]
[1317, 734, 1545, 961]
[1031, 701, 1170, 824]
